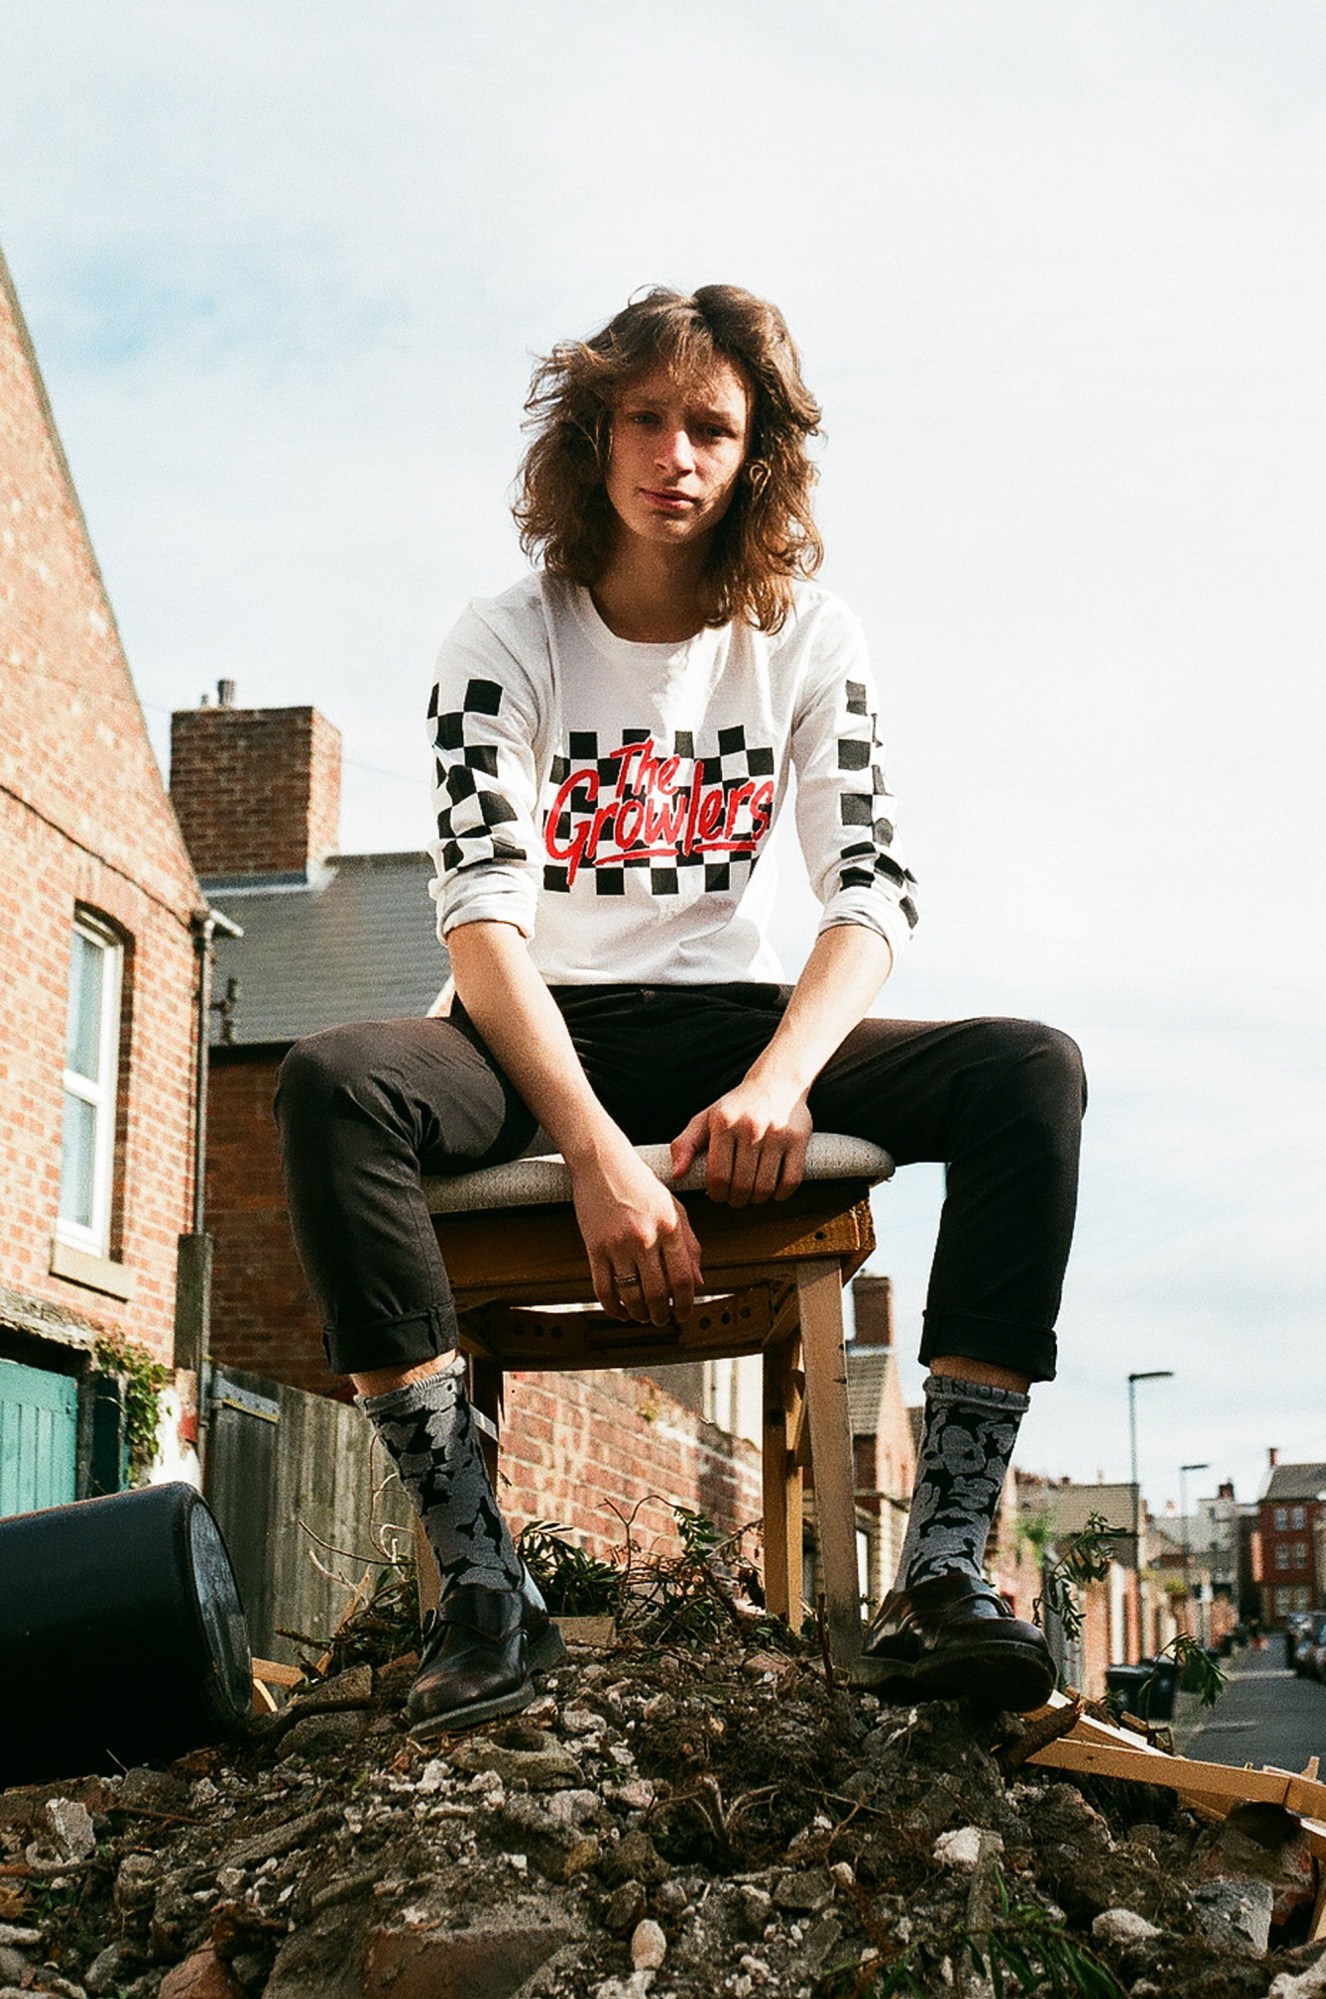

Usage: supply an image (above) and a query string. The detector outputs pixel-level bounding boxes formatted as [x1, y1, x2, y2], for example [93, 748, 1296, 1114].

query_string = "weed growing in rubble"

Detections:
[518, 1502, 791, 1651]
[819, 1867, 1126, 1998]
[1145, 1630, 1226, 1709]
[518, 1519, 623, 1615]
[1032, 1511, 1124, 1644]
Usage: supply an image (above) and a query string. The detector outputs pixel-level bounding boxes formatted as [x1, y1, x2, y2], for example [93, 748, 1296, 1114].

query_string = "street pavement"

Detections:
[1179, 1646, 1326, 1774]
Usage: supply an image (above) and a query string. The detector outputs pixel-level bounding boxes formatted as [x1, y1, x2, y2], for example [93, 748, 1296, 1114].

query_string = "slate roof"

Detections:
[1263, 1463, 1326, 1504]
[1044, 1481, 1137, 1541]
[205, 853, 448, 1048]
[846, 1346, 895, 1436]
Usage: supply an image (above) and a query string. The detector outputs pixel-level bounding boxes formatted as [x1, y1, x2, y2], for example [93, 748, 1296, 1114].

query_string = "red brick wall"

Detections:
[206, 1051, 326, 1388]
[0, 252, 202, 1365]
[170, 705, 341, 879]
[205, 1047, 762, 1550]
[500, 1371, 762, 1559]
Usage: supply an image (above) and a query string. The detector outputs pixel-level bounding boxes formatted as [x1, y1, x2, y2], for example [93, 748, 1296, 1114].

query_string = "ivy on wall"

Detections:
[94, 1334, 170, 1483]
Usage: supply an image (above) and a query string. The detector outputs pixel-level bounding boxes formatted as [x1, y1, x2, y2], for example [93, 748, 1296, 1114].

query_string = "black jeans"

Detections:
[274, 986, 1085, 1384]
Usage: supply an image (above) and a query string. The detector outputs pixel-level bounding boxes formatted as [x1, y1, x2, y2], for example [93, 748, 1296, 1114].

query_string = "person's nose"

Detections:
[656, 425, 695, 477]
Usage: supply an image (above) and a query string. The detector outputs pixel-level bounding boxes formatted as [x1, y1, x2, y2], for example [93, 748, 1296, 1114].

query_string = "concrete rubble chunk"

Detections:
[295, 1665, 373, 1711]
[773, 1868, 834, 1912]
[279, 1708, 371, 1761]
[605, 1881, 647, 1935]
[0, 1928, 43, 1948]
[0, 1953, 29, 1990]
[630, 1917, 668, 1970]
[1269, 1950, 1326, 1998]
[43, 1797, 95, 1862]
[1091, 1907, 1161, 1947]
[451, 1726, 584, 1792]
[361, 1913, 579, 1999]
[220, 1803, 343, 1872]
[933, 1826, 1004, 1871]
[82, 1945, 122, 1996]
[495, 1796, 599, 1882]
[600, 1828, 670, 1887]
[1192, 1875, 1275, 1958]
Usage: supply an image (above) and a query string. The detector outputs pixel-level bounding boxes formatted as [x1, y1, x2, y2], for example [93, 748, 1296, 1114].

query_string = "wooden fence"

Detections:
[205, 1365, 407, 1665]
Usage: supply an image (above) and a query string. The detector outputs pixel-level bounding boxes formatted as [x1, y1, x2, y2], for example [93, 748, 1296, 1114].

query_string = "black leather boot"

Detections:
[862, 1571, 1055, 1712]
[407, 1567, 567, 1737]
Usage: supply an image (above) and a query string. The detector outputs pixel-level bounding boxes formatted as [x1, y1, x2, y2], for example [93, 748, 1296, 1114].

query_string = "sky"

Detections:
[3, 1, 1323, 1521]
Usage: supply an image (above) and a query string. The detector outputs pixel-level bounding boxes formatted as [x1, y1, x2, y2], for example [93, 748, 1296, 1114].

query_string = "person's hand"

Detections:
[571, 1141, 703, 1326]
[670, 1083, 813, 1207]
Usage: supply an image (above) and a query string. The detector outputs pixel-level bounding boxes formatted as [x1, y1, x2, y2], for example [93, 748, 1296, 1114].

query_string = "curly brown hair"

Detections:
[515, 285, 824, 634]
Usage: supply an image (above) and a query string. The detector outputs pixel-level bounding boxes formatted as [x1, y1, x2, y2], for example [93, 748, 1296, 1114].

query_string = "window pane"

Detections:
[58, 1091, 97, 1230]
[66, 931, 105, 1083]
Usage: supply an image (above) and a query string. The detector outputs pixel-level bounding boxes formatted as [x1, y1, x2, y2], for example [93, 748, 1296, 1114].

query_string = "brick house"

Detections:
[171, 692, 762, 1559]
[1259, 1450, 1326, 1624]
[0, 249, 206, 1512]
[846, 1274, 917, 1603]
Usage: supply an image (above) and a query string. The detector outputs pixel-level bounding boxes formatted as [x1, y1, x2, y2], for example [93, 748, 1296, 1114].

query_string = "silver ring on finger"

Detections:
[615, 1273, 642, 1290]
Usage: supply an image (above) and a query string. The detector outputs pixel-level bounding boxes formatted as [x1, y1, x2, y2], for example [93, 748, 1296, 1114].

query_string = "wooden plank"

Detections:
[251, 1677, 279, 1716]
[251, 1657, 305, 1688]
[1030, 1732, 1326, 1823]
[797, 1260, 861, 1667]
[762, 1335, 804, 1629]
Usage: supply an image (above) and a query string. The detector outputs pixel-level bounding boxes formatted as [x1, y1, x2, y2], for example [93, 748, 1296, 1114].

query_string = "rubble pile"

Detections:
[3, 1626, 1325, 1999]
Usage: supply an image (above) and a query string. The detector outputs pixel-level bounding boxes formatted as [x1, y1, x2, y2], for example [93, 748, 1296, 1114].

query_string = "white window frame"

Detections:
[56, 914, 124, 1258]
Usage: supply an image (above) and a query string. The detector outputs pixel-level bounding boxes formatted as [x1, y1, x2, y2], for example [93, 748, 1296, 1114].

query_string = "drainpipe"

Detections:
[176, 905, 243, 1476]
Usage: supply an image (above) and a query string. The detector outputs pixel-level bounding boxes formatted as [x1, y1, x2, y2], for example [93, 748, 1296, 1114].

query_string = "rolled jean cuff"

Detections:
[323, 1300, 459, 1377]
[918, 1309, 1057, 1384]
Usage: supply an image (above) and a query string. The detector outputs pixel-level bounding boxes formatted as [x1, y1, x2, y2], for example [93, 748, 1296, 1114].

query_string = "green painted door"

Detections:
[0, 1358, 79, 1519]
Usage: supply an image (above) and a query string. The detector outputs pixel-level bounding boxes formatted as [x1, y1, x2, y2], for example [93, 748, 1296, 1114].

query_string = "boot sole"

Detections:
[865, 1639, 1055, 1714]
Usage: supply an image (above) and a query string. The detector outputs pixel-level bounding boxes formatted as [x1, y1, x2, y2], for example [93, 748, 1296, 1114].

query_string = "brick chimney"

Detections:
[170, 683, 341, 879]
[851, 1273, 894, 1347]
[1269, 1447, 1279, 1468]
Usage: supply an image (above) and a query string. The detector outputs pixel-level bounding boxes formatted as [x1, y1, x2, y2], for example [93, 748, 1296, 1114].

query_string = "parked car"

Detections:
[1286, 1610, 1315, 1673]
[1290, 1610, 1326, 1678]
[1304, 1612, 1326, 1683]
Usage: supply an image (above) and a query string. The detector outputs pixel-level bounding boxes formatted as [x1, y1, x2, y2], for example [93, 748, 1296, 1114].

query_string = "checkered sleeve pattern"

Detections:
[426, 645, 542, 941]
[791, 616, 919, 965]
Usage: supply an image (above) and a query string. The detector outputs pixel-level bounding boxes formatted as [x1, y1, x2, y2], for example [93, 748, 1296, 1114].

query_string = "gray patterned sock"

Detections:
[359, 1356, 521, 1597]
[893, 1373, 1030, 1591]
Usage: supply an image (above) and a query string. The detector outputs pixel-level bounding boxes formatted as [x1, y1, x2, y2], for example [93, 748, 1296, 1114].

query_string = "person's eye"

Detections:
[628, 410, 659, 426]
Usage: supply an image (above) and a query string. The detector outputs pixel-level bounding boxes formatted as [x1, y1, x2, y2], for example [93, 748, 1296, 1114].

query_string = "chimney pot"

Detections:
[1269, 1447, 1279, 1466]
[217, 678, 236, 708]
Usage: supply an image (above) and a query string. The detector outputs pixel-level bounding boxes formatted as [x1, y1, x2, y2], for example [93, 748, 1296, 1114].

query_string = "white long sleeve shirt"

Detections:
[427, 573, 917, 985]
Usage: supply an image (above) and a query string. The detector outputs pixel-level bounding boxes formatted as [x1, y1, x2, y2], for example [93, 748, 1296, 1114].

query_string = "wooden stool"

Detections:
[421, 1133, 892, 1666]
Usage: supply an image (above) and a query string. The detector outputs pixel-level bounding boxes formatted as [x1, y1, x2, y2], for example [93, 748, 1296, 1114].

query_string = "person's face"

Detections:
[603, 358, 751, 552]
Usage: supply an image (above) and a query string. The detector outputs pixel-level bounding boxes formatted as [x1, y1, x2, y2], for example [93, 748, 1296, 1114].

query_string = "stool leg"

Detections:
[798, 1260, 862, 1667]
[762, 1336, 805, 1630]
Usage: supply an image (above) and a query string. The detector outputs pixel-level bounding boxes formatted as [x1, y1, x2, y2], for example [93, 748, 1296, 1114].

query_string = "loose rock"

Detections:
[631, 1917, 668, 1970]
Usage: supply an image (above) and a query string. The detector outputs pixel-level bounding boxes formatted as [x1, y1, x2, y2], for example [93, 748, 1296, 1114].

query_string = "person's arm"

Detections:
[670, 924, 892, 1204]
[448, 920, 702, 1327]
[672, 601, 915, 1206]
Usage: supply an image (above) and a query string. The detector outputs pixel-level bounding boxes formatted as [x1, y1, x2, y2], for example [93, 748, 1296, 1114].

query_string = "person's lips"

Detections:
[641, 488, 697, 510]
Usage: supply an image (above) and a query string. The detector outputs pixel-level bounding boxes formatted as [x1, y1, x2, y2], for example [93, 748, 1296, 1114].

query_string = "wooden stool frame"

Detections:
[423, 1171, 879, 1665]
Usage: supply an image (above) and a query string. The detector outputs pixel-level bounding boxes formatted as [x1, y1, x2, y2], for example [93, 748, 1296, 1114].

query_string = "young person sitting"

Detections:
[276, 284, 1085, 1734]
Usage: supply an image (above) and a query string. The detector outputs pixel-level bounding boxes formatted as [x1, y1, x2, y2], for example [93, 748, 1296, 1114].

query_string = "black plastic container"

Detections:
[0, 1482, 252, 1783]
[1104, 1657, 1177, 1722]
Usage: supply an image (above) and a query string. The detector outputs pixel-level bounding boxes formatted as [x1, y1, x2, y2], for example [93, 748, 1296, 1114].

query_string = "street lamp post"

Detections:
[1128, 1370, 1174, 1658]
[1180, 1460, 1210, 1639]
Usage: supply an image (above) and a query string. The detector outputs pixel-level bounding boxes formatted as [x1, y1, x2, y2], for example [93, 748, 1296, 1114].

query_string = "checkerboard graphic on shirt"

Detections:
[431, 672, 915, 925]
